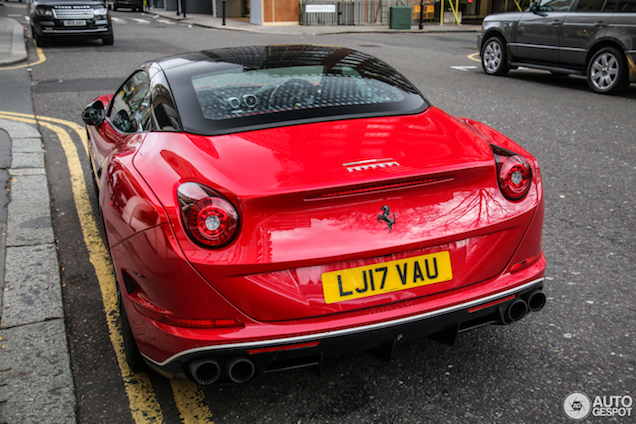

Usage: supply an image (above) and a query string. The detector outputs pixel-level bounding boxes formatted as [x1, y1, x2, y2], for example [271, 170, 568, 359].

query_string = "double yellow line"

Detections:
[0, 111, 215, 424]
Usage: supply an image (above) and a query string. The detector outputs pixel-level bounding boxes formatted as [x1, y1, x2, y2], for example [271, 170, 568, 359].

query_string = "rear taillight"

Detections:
[177, 182, 239, 248]
[492, 145, 533, 201]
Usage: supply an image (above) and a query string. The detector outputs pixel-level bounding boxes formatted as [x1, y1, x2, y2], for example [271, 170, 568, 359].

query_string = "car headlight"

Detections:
[35, 7, 54, 17]
[93, 7, 108, 16]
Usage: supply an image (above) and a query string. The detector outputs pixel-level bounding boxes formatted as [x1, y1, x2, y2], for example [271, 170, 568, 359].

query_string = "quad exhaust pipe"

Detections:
[503, 289, 546, 324]
[189, 358, 221, 385]
[226, 357, 256, 384]
[506, 298, 528, 322]
[527, 289, 547, 312]
[189, 290, 547, 384]
[189, 357, 256, 385]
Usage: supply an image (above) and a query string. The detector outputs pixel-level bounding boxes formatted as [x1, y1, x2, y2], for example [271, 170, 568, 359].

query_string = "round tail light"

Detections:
[497, 155, 532, 201]
[187, 197, 239, 247]
[178, 183, 239, 248]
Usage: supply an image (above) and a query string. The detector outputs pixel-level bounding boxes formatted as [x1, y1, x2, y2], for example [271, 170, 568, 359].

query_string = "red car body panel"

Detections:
[92, 107, 544, 364]
[83, 46, 546, 381]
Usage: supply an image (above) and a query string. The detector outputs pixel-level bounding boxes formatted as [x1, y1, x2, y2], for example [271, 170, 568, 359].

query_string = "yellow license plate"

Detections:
[322, 251, 453, 304]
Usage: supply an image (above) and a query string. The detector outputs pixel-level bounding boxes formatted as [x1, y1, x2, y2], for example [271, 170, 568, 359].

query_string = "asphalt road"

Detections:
[6, 5, 636, 423]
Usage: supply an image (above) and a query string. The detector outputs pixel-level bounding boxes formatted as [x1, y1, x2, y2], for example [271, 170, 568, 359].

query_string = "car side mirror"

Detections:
[528, 1, 538, 12]
[82, 100, 105, 126]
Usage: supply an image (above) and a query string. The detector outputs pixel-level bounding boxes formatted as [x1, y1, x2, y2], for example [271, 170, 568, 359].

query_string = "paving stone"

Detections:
[5, 201, 54, 246]
[10, 152, 45, 169]
[1, 244, 63, 328]
[0, 119, 40, 139]
[7, 174, 49, 203]
[11, 138, 42, 153]
[0, 320, 76, 424]
[9, 168, 46, 176]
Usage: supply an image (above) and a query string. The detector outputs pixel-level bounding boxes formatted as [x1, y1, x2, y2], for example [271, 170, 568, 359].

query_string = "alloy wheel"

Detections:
[481, 38, 508, 76]
[589, 52, 619, 91]
[483, 41, 501, 72]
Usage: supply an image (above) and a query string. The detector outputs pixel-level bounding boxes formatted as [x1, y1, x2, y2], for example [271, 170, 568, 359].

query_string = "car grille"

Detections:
[52, 7, 94, 19]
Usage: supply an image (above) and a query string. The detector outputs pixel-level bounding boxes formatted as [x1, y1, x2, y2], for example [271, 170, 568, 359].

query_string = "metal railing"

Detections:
[300, 0, 411, 25]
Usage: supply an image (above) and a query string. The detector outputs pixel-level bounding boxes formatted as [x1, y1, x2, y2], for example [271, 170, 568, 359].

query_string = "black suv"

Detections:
[478, 0, 636, 94]
[28, 0, 114, 46]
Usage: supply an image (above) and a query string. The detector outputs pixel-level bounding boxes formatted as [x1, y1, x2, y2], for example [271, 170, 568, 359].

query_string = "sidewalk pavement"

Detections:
[0, 16, 26, 65]
[0, 119, 77, 424]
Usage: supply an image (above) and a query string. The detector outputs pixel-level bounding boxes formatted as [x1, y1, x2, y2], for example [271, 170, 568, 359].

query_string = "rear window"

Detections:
[191, 65, 412, 121]
[160, 46, 428, 135]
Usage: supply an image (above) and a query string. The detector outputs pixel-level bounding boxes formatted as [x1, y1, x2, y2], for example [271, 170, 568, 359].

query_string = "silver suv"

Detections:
[478, 0, 636, 94]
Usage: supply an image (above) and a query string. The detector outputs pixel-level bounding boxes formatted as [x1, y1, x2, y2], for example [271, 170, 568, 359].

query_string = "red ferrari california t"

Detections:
[82, 44, 546, 385]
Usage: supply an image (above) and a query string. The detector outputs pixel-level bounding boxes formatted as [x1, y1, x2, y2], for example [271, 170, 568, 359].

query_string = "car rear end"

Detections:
[105, 46, 546, 384]
[113, 111, 544, 384]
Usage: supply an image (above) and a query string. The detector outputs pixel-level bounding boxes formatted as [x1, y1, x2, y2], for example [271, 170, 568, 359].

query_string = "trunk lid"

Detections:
[134, 107, 539, 321]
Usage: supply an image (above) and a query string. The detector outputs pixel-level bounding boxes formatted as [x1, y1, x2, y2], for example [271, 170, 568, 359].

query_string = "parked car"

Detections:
[478, 0, 636, 94]
[28, 0, 113, 46]
[106, 0, 143, 11]
[82, 45, 546, 385]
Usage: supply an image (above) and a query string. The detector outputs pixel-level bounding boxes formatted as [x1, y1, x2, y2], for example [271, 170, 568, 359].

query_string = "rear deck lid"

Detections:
[134, 108, 539, 321]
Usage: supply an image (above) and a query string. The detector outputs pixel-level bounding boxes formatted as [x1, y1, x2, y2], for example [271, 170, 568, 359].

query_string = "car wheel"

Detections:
[481, 36, 509, 76]
[102, 33, 114, 45]
[118, 289, 146, 372]
[587, 47, 629, 95]
[113, 3, 118, 10]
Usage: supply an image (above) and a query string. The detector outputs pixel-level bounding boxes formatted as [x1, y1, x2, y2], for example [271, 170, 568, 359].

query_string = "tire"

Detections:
[102, 33, 114, 45]
[113, 2, 118, 11]
[587, 47, 629, 95]
[119, 290, 146, 372]
[481, 36, 509, 76]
